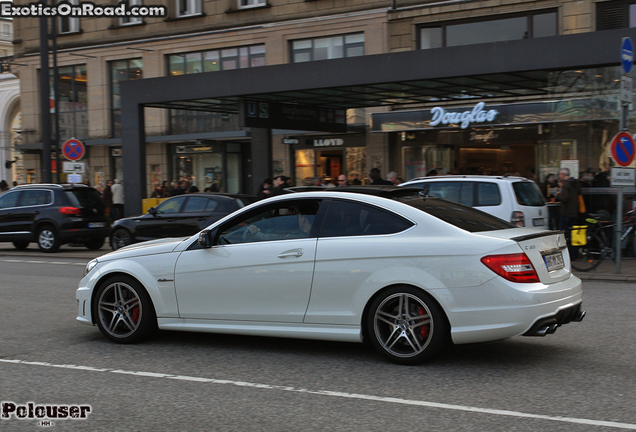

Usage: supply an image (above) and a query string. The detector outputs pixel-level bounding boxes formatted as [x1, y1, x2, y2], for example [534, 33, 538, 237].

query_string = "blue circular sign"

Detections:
[62, 138, 85, 161]
[611, 132, 635, 167]
[622, 37, 634, 74]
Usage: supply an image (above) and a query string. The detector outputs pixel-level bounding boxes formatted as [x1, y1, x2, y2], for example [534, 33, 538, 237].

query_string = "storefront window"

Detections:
[110, 59, 143, 137]
[172, 143, 244, 194]
[403, 146, 453, 180]
[295, 149, 315, 185]
[51, 64, 88, 141]
[345, 147, 366, 184]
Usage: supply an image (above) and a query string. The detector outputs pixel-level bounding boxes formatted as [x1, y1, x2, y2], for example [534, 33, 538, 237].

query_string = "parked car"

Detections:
[399, 175, 548, 228]
[110, 193, 257, 250]
[0, 183, 110, 252]
[78, 187, 584, 365]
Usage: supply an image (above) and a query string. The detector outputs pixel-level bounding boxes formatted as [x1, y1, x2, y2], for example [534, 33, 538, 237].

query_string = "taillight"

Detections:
[104, 207, 110, 215]
[481, 253, 540, 283]
[59, 207, 82, 215]
[511, 211, 525, 227]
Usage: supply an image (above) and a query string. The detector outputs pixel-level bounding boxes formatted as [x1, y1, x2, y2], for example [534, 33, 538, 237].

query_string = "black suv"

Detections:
[0, 184, 111, 252]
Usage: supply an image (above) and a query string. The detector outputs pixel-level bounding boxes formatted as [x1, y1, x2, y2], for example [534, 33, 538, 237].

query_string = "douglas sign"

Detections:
[430, 102, 499, 129]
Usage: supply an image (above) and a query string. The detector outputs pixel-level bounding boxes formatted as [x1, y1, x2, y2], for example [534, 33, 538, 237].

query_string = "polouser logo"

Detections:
[2, 401, 91, 427]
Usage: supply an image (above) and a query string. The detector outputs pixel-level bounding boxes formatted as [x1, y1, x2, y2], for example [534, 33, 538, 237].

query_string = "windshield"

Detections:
[512, 181, 546, 206]
[395, 195, 516, 232]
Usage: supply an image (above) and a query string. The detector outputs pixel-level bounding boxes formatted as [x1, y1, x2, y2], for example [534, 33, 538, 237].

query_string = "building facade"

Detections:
[10, 0, 636, 210]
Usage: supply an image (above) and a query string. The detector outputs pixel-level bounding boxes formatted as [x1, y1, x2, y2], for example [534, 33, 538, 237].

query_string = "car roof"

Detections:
[401, 175, 531, 183]
[287, 185, 424, 198]
[11, 183, 93, 190]
[167, 192, 256, 200]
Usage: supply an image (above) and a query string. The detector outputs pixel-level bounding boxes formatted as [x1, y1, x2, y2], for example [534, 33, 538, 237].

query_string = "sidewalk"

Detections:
[572, 257, 636, 282]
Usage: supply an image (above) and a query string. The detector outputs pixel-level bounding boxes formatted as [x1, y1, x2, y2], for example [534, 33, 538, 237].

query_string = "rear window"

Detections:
[396, 195, 515, 232]
[512, 181, 546, 206]
[64, 189, 104, 207]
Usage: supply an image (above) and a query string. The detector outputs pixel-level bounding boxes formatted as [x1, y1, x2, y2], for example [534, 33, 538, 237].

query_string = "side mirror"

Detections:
[198, 229, 216, 248]
[148, 207, 157, 216]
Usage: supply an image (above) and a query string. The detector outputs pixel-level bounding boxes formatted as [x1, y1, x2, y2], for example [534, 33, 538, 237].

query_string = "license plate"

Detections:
[88, 222, 105, 228]
[544, 252, 564, 271]
[533, 218, 545, 226]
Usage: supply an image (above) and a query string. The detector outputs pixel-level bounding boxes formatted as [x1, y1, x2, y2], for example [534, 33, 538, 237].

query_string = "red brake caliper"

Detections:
[418, 307, 429, 338]
[131, 301, 140, 323]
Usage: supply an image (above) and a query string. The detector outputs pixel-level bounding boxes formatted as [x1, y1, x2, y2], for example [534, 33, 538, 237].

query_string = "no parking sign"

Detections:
[62, 138, 85, 161]
[610, 131, 635, 167]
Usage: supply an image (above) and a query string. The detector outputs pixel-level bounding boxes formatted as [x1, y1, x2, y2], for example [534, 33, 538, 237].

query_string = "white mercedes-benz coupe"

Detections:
[77, 187, 584, 364]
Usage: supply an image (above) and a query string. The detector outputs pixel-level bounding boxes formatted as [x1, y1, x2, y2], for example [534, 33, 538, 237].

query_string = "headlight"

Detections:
[84, 259, 98, 277]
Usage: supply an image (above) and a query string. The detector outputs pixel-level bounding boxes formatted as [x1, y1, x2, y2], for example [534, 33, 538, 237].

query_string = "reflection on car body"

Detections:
[78, 188, 584, 365]
[109, 192, 257, 250]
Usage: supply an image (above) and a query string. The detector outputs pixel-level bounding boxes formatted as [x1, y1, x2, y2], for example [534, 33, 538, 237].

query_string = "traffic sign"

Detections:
[610, 131, 635, 167]
[610, 167, 635, 187]
[62, 138, 85, 161]
[622, 37, 634, 74]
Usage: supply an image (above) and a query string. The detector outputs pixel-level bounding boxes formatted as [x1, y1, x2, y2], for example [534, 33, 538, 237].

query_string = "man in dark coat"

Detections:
[555, 167, 581, 231]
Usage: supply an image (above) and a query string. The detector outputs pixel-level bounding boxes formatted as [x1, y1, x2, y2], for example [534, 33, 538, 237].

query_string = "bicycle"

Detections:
[570, 209, 636, 272]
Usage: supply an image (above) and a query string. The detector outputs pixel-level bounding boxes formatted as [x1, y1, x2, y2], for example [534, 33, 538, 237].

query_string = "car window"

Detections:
[183, 197, 213, 213]
[218, 199, 322, 245]
[65, 189, 103, 207]
[512, 181, 546, 206]
[396, 195, 515, 232]
[320, 199, 413, 237]
[475, 182, 501, 206]
[20, 189, 52, 206]
[0, 191, 19, 209]
[420, 181, 473, 206]
[156, 196, 186, 214]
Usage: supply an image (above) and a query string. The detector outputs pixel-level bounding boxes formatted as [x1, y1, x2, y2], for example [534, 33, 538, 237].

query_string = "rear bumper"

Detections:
[445, 274, 584, 345]
[523, 302, 586, 336]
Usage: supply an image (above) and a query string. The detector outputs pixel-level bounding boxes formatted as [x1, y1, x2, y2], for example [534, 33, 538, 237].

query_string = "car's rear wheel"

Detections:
[94, 275, 156, 343]
[12, 241, 29, 250]
[367, 286, 449, 365]
[111, 228, 132, 250]
[84, 237, 105, 250]
[37, 225, 60, 253]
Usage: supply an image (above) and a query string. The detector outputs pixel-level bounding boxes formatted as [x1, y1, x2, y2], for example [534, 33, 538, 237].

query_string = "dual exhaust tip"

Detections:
[525, 308, 586, 337]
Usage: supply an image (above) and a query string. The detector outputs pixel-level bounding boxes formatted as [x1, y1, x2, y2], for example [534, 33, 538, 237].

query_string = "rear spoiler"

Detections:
[511, 230, 565, 242]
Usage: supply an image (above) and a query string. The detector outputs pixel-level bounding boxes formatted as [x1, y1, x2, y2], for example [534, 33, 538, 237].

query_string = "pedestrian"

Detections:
[111, 179, 125, 220]
[369, 168, 392, 185]
[102, 180, 114, 216]
[0, 179, 9, 193]
[386, 171, 399, 185]
[258, 178, 273, 199]
[151, 185, 164, 198]
[555, 168, 581, 256]
[270, 175, 289, 196]
[336, 174, 348, 187]
[161, 181, 171, 198]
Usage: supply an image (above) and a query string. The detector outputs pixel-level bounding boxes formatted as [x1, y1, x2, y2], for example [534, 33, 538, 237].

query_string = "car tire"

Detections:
[111, 228, 132, 250]
[84, 237, 105, 250]
[366, 286, 449, 365]
[94, 275, 157, 344]
[37, 225, 60, 253]
[12, 241, 29, 250]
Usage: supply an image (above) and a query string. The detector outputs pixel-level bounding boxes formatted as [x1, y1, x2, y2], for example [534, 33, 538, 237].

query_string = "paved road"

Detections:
[0, 256, 635, 431]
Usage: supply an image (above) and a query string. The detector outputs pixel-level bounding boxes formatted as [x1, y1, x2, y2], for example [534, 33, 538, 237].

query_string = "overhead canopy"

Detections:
[121, 27, 636, 214]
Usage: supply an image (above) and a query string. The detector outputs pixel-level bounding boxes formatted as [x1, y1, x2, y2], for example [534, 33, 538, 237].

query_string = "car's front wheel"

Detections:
[111, 228, 132, 250]
[94, 275, 156, 343]
[367, 286, 449, 365]
[37, 225, 60, 253]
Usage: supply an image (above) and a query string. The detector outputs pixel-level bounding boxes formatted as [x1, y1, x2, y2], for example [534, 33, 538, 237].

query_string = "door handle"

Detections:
[278, 251, 304, 258]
